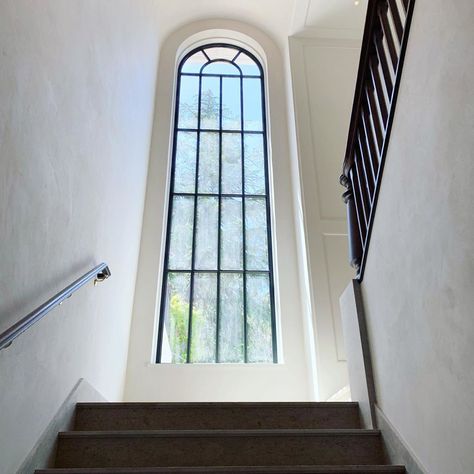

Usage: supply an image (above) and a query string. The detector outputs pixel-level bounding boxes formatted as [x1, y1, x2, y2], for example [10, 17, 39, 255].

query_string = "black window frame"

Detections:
[156, 43, 277, 364]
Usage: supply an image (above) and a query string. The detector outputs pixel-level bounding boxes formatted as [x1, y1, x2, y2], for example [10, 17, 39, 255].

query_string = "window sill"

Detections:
[145, 362, 285, 368]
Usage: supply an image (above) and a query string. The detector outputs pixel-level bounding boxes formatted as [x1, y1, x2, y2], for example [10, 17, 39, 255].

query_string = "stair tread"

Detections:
[59, 429, 380, 438]
[36, 466, 405, 473]
[76, 402, 358, 408]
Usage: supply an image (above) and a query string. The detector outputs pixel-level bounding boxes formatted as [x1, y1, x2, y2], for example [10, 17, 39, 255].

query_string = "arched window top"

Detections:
[157, 43, 276, 365]
[202, 61, 241, 76]
[180, 44, 262, 77]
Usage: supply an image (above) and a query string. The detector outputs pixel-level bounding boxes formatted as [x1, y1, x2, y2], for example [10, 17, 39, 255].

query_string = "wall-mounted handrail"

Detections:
[0, 263, 111, 351]
[341, 0, 416, 279]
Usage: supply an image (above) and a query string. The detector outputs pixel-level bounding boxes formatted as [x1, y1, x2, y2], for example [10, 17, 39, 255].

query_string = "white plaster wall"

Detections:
[124, 20, 313, 402]
[289, 36, 359, 399]
[283, 42, 320, 401]
[361, 0, 474, 472]
[0, 1, 160, 472]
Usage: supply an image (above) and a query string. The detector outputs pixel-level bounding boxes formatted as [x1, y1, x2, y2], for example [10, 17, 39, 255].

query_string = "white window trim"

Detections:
[124, 20, 315, 402]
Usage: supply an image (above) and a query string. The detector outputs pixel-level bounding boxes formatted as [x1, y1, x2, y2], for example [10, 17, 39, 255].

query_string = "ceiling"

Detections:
[292, 0, 367, 38]
[152, 0, 295, 48]
[152, 0, 367, 47]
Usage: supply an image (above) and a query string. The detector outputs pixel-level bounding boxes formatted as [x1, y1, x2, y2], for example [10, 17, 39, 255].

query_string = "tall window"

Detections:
[157, 44, 276, 364]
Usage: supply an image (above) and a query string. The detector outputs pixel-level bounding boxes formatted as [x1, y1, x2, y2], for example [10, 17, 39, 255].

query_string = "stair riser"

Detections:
[74, 405, 360, 431]
[56, 434, 384, 468]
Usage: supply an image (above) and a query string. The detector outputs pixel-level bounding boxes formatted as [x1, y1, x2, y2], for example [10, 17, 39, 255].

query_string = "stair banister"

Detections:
[0, 262, 111, 351]
[341, 0, 416, 278]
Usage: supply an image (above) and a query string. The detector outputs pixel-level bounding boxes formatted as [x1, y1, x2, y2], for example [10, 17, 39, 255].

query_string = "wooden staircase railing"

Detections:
[341, 0, 416, 278]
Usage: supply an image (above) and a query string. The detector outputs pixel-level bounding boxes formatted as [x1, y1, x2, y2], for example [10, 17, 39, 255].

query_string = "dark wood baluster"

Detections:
[379, 1, 399, 72]
[354, 156, 370, 228]
[356, 139, 375, 211]
[359, 118, 379, 183]
[388, 0, 404, 44]
[369, 56, 389, 126]
[350, 169, 368, 245]
[357, 132, 376, 196]
[365, 85, 384, 151]
[374, 31, 394, 98]
[342, 183, 363, 270]
[362, 103, 381, 172]
[402, 0, 409, 14]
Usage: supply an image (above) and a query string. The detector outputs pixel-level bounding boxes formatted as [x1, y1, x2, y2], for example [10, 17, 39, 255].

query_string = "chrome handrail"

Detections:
[0, 263, 111, 351]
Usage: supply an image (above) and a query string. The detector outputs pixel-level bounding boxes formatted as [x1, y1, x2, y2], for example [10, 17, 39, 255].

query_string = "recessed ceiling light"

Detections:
[354, 0, 360, 5]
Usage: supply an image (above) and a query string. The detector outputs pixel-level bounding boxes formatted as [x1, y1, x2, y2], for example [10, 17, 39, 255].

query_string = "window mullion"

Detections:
[186, 74, 203, 363]
[177, 127, 263, 135]
[172, 192, 267, 199]
[202, 49, 211, 62]
[216, 76, 223, 363]
[240, 72, 248, 363]
[167, 269, 270, 274]
[231, 51, 241, 62]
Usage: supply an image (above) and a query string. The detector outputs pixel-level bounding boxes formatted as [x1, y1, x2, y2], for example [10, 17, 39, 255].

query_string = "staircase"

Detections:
[36, 402, 405, 473]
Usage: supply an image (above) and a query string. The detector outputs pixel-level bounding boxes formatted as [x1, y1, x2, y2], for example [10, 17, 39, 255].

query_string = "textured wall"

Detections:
[0, 1, 160, 472]
[361, 0, 474, 472]
[289, 36, 359, 400]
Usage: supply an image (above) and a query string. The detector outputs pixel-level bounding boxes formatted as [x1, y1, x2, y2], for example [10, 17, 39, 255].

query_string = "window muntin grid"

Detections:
[157, 44, 276, 364]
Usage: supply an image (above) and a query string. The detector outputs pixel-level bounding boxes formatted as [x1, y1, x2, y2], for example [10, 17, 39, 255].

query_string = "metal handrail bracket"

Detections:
[0, 263, 111, 351]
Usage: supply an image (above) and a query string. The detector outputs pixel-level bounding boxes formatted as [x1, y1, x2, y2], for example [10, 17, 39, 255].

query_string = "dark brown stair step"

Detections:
[55, 429, 385, 469]
[74, 402, 360, 431]
[36, 466, 405, 474]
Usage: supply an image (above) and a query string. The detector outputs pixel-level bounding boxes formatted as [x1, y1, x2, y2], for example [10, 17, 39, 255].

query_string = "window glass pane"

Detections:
[222, 78, 241, 130]
[205, 47, 238, 62]
[190, 273, 217, 363]
[245, 197, 269, 270]
[174, 131, 197, 193]
[168, 196, 194, 270]
[243, 78, 263, 131]
[160, 46, 275, 364]
[195, 196, 218, 270]
[222, 133, 242, 194]
[198, 132, 219, 193]
[235, 52, 261, 76]
[161, 272, 191, 363]
[244, 134, 265, 195]
[178, 76, 199, 129]
[181, 51, 207, 73]
[202, 61, 240, 76]
[221, 197, 243, 270]
[219, 273, 245, 362]
[200, 76, 220, 130]
[247, 273, 273, 363]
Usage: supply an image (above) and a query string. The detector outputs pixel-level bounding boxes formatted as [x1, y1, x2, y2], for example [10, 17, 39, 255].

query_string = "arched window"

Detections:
[157, 44, 276, 364]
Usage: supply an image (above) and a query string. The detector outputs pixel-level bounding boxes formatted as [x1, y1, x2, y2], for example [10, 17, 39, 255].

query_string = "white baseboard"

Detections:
[375, 404, 428, 474]
[17, 378, 105, 474]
